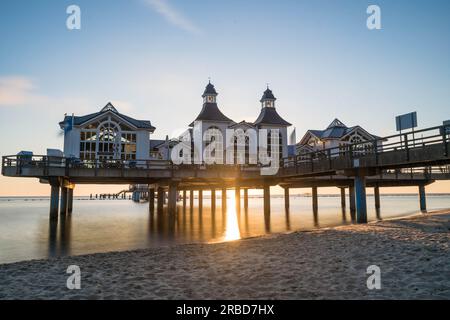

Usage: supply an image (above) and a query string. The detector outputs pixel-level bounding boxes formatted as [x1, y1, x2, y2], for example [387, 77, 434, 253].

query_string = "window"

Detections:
[347, 132, 372, 154]
[79, 118, 139, 162]
[204, 126, 222, 164]
[79, 131, 98, 161]
[267, 130, 283, 160]
[121, 132, 137, 161]
[349, 135, 363, 144]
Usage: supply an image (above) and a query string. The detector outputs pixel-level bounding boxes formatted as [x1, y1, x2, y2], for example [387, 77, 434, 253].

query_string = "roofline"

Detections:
[228, 121, 256, 129]
[299, 130, 322, 145]
[189, 119, 236, 127]
[340, 125, 374, 140]
[253, 107, 292, 126]
[61, 110, 156, 132]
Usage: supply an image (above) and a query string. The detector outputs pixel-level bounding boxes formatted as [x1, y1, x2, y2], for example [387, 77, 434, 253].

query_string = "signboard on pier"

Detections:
[444, 120, 450, 134]
[396, 112, 417, 132]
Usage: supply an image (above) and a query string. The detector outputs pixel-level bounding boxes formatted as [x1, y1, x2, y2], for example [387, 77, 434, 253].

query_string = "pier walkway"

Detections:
[2, 124, 450, 223]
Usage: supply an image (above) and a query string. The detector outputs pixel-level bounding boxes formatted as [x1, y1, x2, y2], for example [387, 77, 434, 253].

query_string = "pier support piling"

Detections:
[340, 187, 346, 209]
[182, 190, 186, 209]
[67, 188, 74, 214]
[60, 187, 68, 216]
[354, 176, 367, 223]
[284, 187, 290, 211]
[149, 188, 155, 213]
[419, 185, 427, 212]
[312, 186, 318, 214]
[211, 189, 216, 211]
[198, 190, 203, 211]
[349, 185, 356, 218]
[190, 190, 194, 209]
[157, 187, 164, 213]
[374, 185, 380, 210]
[263, 185, 271, 231]
[222, 188, 227, 211]
[263, 185, 270, 216]
[50, 184, 60, 221]
[235, 187, 241, 214]
[168, 183, 178, 215]
[243, 189, 248, 211]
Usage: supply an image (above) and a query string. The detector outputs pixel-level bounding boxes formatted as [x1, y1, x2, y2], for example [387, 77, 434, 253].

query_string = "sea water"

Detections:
[0, 194, 449, 264]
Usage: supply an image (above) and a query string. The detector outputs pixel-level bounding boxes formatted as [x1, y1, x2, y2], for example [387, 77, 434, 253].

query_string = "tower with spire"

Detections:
[172, 81, 292, 164]
[190, 81, 234, 127]
[260, 86, 276, 108]
[253, 86, 291, 158]
[202, 80, 218, 104]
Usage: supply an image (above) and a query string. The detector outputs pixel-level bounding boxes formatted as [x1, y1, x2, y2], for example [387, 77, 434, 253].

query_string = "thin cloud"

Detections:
[142, 0, 201, 35]
[0, 75, 93, 113]
[0, 76, 37, 106]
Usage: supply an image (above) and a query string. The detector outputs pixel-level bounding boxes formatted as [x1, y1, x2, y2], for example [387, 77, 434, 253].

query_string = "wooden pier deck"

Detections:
[2, 124, 450, 223]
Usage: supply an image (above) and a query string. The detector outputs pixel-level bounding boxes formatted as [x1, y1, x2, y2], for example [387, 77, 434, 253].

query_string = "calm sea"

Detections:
[0, 194, 449, 264]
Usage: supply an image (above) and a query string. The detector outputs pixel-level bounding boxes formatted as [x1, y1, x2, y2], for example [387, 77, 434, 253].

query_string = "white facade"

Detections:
[170, 83, 291, 164]
[60, 103, 155, 162]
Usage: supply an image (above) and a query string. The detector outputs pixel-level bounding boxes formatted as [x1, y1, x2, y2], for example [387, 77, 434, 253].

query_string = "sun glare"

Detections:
[223, 192, 241, 241]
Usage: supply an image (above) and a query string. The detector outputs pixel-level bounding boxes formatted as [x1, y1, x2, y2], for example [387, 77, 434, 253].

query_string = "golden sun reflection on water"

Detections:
[223, 192, 241, 241]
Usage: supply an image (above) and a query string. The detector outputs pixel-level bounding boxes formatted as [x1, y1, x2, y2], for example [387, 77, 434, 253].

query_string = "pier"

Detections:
[2, 124, 450, 223]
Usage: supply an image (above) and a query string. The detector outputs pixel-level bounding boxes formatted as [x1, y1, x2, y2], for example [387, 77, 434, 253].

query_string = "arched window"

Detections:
[349, 134, 363, 144]
[79, 118, 138, 162]
[204, 126, 223, 163]
[348, 132, 371, 154]
[232, 129, 253, 165]
[97, 121, 121, 160]
[267, 130, 283, 160]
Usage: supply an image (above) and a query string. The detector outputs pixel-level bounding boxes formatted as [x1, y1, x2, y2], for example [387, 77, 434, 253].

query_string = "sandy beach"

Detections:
[0, 211, 449, 300]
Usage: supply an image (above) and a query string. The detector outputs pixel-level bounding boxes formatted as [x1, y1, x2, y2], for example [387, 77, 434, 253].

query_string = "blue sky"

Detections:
[0, 0, 449, 194]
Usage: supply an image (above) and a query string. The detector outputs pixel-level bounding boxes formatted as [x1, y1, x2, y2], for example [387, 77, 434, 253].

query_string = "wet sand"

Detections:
[0, 211, 449, 299]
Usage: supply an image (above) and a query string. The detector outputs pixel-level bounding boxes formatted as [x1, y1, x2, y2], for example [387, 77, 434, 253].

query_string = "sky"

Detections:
[0, 0, 449, 196]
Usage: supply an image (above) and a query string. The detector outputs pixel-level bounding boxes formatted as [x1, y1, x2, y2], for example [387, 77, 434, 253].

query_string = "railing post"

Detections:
[65, 158, 69, 176]
[404, 134, 409, 161]
[349, 144, 353, 167]
[44, 156, 49, 176]
[373, 140, 379, 165]
[442, 126, 449, 157]
[327, 149, 332, 169]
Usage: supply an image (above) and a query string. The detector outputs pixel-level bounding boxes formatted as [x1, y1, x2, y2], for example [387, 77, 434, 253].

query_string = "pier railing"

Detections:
[281, 124, 450, 174]
[2, 124, 450, 178]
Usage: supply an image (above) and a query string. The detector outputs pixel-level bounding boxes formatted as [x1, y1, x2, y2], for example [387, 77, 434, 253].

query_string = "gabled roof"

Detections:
[59, 103, 155, 131]
[341, 125, 381, 140]
[327, 118, 346, 129]
[189, 102, 234, 126]
[301, 127, 356, 141]
[253, 107, 291, 126]
[228, 120, 255, 129]
[298, 119, 379, 145]
[296, 144, 315, 152]
[322, 126, 348, 139]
